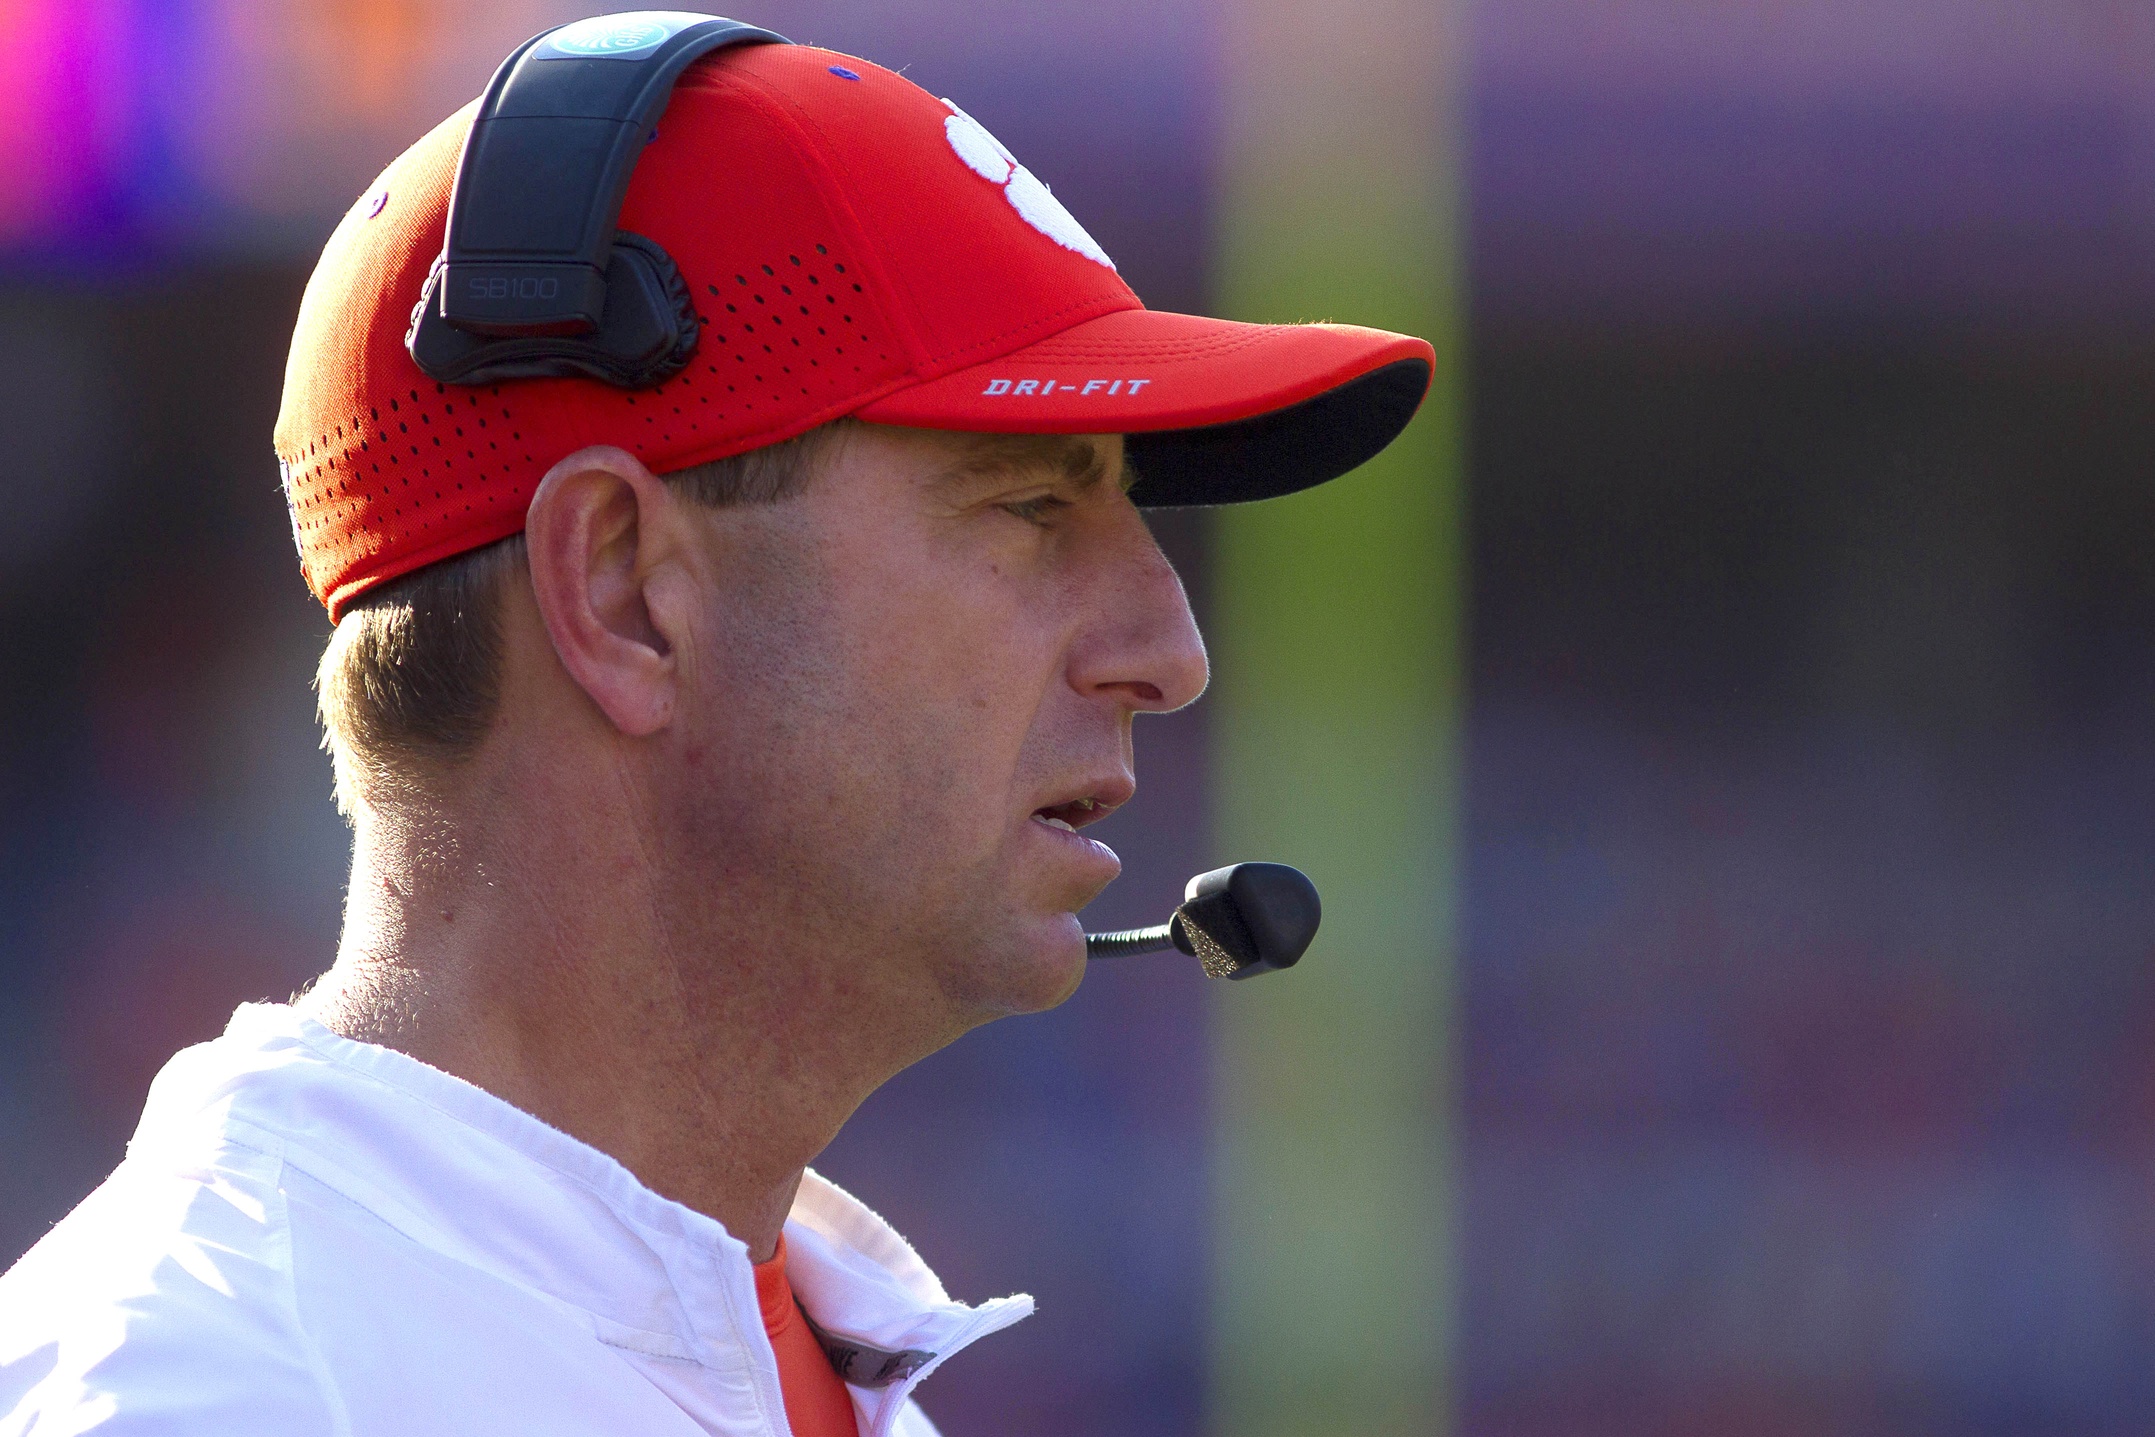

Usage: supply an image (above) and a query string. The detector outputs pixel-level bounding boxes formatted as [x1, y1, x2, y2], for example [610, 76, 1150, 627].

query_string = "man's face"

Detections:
[658, 423, 1207, 1036]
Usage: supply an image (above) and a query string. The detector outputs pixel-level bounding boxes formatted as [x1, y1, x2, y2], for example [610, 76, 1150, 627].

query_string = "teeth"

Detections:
[1038, 815, 1077, 832]
[1076, 797, 1097, 810]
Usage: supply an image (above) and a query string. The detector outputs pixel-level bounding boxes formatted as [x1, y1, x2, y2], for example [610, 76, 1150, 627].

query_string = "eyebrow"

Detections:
[934, 434, 1126, 496]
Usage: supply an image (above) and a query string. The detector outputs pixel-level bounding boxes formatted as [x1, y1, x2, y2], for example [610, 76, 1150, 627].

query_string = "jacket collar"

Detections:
[129, 1003, 1032, 1437]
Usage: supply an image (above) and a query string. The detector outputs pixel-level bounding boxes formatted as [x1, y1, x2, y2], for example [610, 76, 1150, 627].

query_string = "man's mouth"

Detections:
[1031, 795, 1113, 833]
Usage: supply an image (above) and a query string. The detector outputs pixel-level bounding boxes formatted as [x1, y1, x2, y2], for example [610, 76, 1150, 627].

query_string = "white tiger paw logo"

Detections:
[943, 101, 1117, 272]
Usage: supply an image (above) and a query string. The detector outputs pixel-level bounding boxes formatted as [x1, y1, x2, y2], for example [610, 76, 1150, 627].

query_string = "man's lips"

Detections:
[1031, 797, 1109, 833]
[1029, 777, 1135, 833]
[1026, 805, 1124, 887]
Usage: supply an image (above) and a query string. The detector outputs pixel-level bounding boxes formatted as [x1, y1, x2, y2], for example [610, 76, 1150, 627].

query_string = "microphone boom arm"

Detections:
[1083, 923, 1179, 960]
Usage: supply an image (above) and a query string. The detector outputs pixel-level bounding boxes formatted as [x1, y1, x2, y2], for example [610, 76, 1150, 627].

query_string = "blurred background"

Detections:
[6, 2, 2155, 1435]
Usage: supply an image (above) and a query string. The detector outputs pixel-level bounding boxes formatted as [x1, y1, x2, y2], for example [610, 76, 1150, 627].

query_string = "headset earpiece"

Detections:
[407, 232, 699, 387]
[405, 13, 788, 391]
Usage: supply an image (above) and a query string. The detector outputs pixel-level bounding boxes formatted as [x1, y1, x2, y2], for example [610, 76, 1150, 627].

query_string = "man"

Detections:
[0, 14, 1432, 1436]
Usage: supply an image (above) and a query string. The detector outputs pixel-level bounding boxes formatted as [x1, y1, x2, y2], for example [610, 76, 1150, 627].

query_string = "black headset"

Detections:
[406, 13, 790, 390]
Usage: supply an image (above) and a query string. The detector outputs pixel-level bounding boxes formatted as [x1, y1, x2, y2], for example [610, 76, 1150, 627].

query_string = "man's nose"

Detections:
[1069, 508, 1210, 714]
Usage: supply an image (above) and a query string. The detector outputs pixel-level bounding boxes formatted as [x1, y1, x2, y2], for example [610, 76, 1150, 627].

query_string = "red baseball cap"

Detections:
[276, 28, 1436, 620]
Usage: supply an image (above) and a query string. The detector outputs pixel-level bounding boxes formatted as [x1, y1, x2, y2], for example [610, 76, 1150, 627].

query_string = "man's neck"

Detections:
[299, 785, 892, 1264]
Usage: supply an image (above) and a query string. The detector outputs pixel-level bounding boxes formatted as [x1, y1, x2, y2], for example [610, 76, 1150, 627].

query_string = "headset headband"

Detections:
[407, 12, 790, 388]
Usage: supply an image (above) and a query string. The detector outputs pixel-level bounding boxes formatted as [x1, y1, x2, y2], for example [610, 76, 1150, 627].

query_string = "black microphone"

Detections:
[1085, 862, 1321, 979]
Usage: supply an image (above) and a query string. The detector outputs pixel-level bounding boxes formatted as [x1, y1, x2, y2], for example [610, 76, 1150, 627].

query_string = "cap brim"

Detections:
[850, 308, 1435, 506]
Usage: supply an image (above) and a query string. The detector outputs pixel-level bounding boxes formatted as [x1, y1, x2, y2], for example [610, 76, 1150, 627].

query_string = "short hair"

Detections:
[316, 423, 845, 818]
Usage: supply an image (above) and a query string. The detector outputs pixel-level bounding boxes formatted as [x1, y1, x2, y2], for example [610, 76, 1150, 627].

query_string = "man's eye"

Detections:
[1000, 494, 1072, 526]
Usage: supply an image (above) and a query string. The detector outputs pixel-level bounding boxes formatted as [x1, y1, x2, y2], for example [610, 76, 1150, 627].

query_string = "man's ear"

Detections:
[524, 445, 698, 738]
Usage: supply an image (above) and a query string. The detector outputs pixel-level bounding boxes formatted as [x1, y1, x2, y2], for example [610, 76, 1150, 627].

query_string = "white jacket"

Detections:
[0, 1004, 1033, 1436]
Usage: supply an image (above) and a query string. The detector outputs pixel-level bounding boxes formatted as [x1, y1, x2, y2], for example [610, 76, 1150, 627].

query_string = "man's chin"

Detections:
[940, 910, 1090, 1020]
